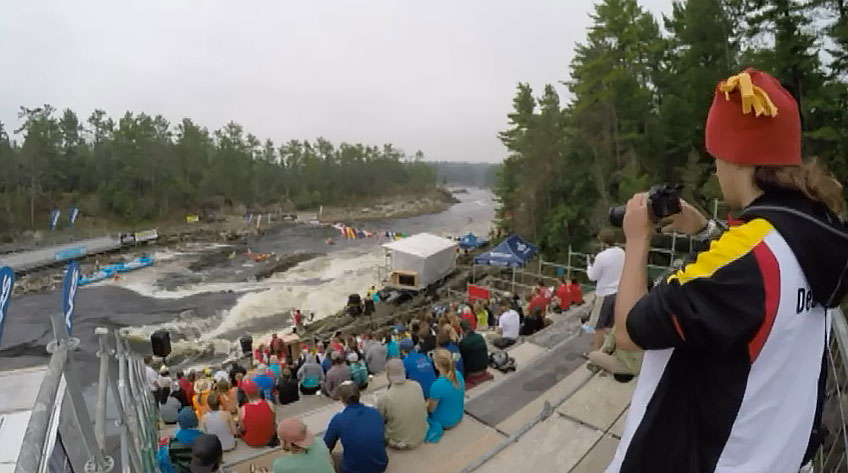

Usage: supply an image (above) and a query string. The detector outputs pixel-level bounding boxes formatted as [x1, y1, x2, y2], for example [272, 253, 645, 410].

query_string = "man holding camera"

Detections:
[607, 69, 848, 473]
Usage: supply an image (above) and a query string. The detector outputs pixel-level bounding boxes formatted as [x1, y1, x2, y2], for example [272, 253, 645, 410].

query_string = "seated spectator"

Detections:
[417, 324, 436, 355]
[324, 382, 388, 473]
[214, 380, 237, 414]
[330, 336, 345, 355]
[526, 288, 549, 318]
[228, 363, 247, 387]
[276, 368, 300, 405]
[158, 366, 174, 403]
[193, 378, 213, 419]
[569, 279, 583, 306]
[270, 418, 335, 473]
[232, 372, 248, 407]
[160, 387, 182, 424]
[175, 371, 194, 408]
[254, 344, 270, 365]
[474, 300, 489, 330]
[297, 354, 325, 395]
[400, 339, 436, 398]
[321, 348, 333, 373]
[458, 320, 493, 388]
[323, 351, 352, 400]
[460, 306, 477, 331]
[175, 407, 204, 446]
[364, 334, 388, 374]
[253, 364, 276, 402]
[377, 359, 428, 449]
[492, 301, 520, 349]
[200, 392, 237, 452]
[520, 307, 545, 336]
[348, 352, 370, 390]
[555, 277, 570, 311]
[239, 377, 276, 447]
[426, 348, 465, 443]
[268, 355, 283, 380]
[190, 434, 232, 473]
[586, 325, 642, 383]
[436, 326, 464, 377]
[385, 332, 400, 359]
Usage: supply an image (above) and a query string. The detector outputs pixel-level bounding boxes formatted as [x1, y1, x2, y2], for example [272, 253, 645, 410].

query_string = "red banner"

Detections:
[467, 284, 490, 302]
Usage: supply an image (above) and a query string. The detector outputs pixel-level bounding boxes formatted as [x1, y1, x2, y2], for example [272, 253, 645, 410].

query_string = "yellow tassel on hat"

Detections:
[719, 72, 779, 118]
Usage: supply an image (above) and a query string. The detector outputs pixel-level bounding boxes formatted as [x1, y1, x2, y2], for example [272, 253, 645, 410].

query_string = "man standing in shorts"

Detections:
[586, 229, 624, 351]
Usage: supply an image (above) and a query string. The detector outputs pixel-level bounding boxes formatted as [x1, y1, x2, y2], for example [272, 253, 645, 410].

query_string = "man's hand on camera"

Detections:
[623, 193, 653, 245]
[658, 199, 708, 235]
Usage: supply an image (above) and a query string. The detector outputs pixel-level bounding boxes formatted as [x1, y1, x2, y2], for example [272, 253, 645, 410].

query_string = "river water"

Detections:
[0, 187, 495, 378]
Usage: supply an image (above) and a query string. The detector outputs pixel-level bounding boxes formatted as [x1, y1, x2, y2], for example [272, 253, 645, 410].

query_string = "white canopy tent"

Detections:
[382, 233, 458, 290]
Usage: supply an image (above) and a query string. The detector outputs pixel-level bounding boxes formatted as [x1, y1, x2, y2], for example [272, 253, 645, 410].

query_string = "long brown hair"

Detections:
[433, 348, 459, 388]
[755, 159, 846, 217]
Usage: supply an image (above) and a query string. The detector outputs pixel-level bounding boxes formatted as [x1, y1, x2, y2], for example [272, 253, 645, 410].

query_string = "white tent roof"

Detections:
[382, 233, 457, 258]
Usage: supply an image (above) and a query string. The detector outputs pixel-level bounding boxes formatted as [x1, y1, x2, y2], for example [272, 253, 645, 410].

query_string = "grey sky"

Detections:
[0, 0, 672, 163]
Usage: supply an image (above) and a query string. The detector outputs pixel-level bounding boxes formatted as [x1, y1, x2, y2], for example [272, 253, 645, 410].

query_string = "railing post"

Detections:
[95, 327, 109, 451]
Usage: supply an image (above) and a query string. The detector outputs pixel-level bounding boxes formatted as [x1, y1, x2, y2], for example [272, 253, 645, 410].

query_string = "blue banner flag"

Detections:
[50, 209, 61, 230]
[62, 261, 80, 336]
[0, 266, 13, 346]
[69, 207, 79, 226]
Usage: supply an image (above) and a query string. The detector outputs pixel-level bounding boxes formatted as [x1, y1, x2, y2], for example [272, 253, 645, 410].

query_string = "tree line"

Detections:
[0, 106, 437, 232]
[433, 161, 499, 188]
[495, 0, 848, 258]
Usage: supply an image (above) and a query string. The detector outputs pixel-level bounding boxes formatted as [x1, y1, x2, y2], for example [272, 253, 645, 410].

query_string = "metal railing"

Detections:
[816, 308, 848, 472]
[14, 313, 160, 473]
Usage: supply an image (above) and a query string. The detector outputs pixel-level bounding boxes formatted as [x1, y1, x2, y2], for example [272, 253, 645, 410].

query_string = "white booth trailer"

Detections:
[381, 233, 458, 290]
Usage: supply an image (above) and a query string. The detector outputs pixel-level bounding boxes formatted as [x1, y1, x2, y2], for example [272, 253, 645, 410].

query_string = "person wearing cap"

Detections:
[347, 352, 369, 390]
[376, 359, 428, 450]
[297, 354, 325, 395]
[253, 364, 276, 403]
[275, 368, 300, 405]
[175, 407, 205, 446]
[189, 434, 232, 473]
[238, 376, 276, 448]
[608, 69, 848, 473]
[399, 338, 436, 398]
[270, 418, 334, 473]
[322, 351, 351, 400]
[324, 382, 388, 473]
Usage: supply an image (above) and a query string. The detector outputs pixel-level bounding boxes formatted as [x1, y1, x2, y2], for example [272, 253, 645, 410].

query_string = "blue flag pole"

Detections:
[0, 266, 14, 347]
[62, 261, 81, 336]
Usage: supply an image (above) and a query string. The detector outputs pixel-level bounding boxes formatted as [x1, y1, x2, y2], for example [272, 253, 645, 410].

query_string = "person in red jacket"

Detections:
[555, 277, 571, 310]
[569, 279, 583, 306]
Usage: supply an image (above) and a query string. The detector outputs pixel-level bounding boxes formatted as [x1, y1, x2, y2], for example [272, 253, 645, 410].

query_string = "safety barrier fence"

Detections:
[14, 313, 160, 473]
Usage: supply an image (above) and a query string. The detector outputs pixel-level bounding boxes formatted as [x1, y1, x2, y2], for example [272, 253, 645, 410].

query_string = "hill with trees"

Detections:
[495, 0, 848, 259]
[0, 107, 437, 234]
[433, 161, 499, 188]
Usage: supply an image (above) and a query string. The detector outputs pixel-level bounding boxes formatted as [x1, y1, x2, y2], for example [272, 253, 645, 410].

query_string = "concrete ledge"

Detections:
[496, 369, 594, 435]
[557, 374, 635, 432]
[570, 434, 619, 473]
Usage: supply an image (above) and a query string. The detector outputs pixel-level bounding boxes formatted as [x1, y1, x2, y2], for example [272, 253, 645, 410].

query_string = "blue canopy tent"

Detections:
[473, 235, 537, 267]
[472, 235, 538, 294]
[459, 232, 489, 250]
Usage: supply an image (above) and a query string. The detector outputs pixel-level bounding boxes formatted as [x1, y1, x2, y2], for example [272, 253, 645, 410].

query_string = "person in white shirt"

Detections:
[586, 229, 625, 350]
[144, 356, 159, 396]
[493, 301, 520, 349]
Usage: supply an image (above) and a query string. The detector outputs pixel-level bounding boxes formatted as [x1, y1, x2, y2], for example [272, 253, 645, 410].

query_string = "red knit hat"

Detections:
[705, 68, 801, 166]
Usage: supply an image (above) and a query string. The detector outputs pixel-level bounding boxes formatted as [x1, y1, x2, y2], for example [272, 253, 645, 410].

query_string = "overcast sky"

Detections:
[0, 1, 672, 163]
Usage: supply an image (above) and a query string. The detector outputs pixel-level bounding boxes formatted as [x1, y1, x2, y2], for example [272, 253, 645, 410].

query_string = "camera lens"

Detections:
[608, 206, 626, 227]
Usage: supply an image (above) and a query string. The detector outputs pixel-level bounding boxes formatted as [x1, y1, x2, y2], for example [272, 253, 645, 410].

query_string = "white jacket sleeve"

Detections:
[587, 252, 602, 282]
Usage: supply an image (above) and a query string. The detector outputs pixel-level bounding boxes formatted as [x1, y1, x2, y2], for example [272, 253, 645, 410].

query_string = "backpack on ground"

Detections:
[168, 438, 194, 473]
[488, 351, 516, 373]
[350, 361, 369, 388]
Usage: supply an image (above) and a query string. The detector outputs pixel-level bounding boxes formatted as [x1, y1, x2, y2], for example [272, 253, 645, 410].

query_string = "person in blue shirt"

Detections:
[174, 407, 204, 445]
[324, 382, 388, 473]
[399, 339, 436, 398]
[253, 364, 276, 403]
[436, 326, 464, 377]
[426, 348, 465, 443]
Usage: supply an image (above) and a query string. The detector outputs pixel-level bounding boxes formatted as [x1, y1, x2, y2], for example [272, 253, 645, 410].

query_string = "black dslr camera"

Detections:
[609, 183, 683, 227]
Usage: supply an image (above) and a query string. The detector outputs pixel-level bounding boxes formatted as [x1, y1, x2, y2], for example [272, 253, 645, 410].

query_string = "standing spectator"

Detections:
[426, 349, 465, 443]
[276, 368, 300, 405]
[377, 359, 428, 450]
[253, 365, 276, 403]
[324, 382, 388, 473]
[474, 300, 489, 330]
[586, 228, 624, 351]
[200, 392, 237, 452]
[400, 339, 436, 398]
[238, 378, 276, 448]
[385, 332, 400, 359]
[272, 418, 334, 473]
[364, 334, 388, 374]
[297, 354, 325, 395]
[144, 356, 159, 396]
[189, 434, 232, 473]
[460, 306, 477, 331]
[436, 326, 464, 377]
[268, 355, 283, 380]
[292, 309, 303, 329]
[323, 352, 352, 400]
[348, 352, 370, 390]
[458, 320, 488, 376]
[493, 301, 520, 349]
[158, 366, 174, 403]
